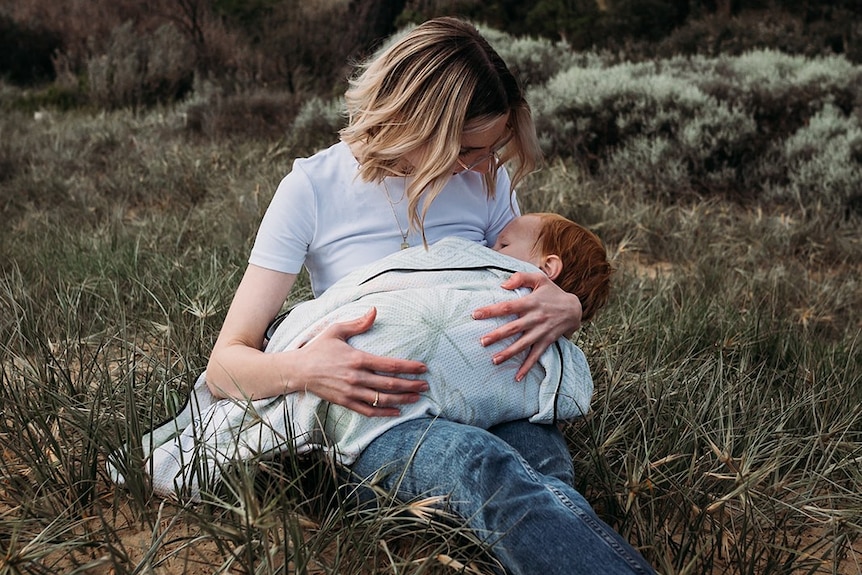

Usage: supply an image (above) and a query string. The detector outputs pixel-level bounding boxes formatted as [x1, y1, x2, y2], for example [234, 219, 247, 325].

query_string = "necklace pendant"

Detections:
[400, 241, 410, 250]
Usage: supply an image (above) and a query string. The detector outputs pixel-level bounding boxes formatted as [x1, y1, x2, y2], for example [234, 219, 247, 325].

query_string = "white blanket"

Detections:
[108, 237, 593, 500]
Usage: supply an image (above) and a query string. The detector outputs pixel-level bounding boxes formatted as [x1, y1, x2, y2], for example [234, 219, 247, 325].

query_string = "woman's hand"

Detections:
[286, 307, 429, 417]
[472, 271, 582, 381]
[207, 265, 426, 416]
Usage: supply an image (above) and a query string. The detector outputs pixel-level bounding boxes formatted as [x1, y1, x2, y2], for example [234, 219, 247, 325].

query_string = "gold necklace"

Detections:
[382, 178, 410, 250]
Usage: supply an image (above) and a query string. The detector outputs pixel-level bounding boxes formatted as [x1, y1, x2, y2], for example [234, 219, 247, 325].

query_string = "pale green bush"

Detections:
[288, 96, 345, 153]
[602, 135, 689, 196]
[529, 49, 862, 206]
[530, 60, 758, 196]
[716, 50, 860, 113]
[480, 26, 582, 88]
[761, 104, 862, 211]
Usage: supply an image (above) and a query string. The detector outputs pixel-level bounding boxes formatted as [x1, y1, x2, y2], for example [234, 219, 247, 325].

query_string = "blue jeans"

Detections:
[347, 418, 655, 575]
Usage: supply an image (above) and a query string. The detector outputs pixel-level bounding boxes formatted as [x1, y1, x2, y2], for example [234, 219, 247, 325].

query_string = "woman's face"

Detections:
[454, 115, 511, 174]
[399, 114, 511, 176]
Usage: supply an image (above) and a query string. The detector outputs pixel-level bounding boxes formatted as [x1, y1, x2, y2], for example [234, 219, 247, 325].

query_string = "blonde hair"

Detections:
[340, 17, 542, 243]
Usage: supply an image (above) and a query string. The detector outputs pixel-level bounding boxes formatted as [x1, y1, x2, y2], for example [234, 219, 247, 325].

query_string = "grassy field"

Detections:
[1, 99, 860, 574]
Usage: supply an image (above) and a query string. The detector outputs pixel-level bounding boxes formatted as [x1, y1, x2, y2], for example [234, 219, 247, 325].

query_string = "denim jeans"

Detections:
[348, 417, 655, 575]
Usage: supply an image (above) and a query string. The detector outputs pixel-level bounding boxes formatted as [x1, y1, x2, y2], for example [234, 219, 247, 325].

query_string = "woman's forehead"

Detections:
[461, 115, 509, 148]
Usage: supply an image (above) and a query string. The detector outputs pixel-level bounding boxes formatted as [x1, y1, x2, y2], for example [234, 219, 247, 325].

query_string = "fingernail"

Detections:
[492, 356, 500, 365]
[472, 311, 483, 320]
[480, 337, 488, 347]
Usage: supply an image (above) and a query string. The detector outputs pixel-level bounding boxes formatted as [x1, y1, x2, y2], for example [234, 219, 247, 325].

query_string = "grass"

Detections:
[1, 99, 860, 574]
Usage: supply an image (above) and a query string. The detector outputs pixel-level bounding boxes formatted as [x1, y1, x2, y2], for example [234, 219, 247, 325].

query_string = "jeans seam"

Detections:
[548, 485, 652, 574]
[510, 447, 542, 483]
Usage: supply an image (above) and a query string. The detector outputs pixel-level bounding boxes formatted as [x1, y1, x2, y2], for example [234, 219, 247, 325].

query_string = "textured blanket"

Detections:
[108, 237, 594, 500]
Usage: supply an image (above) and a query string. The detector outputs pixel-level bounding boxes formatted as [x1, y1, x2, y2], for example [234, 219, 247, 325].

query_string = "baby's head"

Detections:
[492, 213, 612, 322]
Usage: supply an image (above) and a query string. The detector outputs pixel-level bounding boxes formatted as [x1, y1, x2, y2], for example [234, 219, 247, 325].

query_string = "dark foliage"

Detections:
[3, 0, 861, 108]
[0, 13, 60, 85]
[184, 90, 301, 140]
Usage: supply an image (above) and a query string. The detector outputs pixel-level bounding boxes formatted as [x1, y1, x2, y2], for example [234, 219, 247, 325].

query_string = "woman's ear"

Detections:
[540, 254, 563, 281]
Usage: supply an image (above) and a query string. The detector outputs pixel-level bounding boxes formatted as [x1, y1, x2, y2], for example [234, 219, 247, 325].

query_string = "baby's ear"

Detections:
[540, 254, 562, 281]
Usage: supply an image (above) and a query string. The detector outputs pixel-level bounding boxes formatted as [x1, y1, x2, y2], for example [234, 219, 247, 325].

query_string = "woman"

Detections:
[205, 17, 654, 575]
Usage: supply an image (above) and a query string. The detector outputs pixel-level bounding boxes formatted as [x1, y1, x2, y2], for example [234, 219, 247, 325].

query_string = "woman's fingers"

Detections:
[357, 350, 429, 378]
[514, 347, 545, 382]
[321, 307, 428, 376]
[339, 367, 428, 400]
[296, 308, 429, 415]
[471, 272, 544, 327]
[471, 271, 582, 379]
[345, 385, 427, 417]
[330, 378, 426, 417]
[326, 306, 378, 339]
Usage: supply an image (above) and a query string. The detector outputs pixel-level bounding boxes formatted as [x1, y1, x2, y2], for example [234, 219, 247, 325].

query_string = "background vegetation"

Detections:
[1, 1, 860, 574]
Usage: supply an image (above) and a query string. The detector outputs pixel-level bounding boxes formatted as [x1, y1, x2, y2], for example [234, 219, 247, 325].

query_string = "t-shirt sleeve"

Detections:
[485, 167, 521, 246]
[248, 164, 316, 274]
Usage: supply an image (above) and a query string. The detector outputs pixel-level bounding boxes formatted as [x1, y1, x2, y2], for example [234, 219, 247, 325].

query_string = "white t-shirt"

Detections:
[249, 141, 520, 296]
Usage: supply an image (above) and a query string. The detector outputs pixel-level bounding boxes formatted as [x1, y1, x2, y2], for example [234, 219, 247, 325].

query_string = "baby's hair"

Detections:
[533, 213, 612, 323]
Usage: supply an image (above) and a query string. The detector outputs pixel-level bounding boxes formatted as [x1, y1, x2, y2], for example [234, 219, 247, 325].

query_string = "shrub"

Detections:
[479, 26, 581, 88]
[184, 89, 301, 141]
[257, 0, 352, 95]
[192, 17, 266, 91]
[3, 84, 85, 113]
[655, 9, 862, 64]
[86, 21, 194, 108]
[709, 50, 861, 129]
[760, 104, 862, 213]
[0, 110, 24, 185]
[529, 49, 862, 206]
[529, 60, 758, 197]
[656, 11, 814, 59]
[288, 96, 346, 154]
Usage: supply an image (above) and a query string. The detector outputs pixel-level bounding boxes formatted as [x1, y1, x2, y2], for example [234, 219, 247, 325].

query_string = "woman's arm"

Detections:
[471, 271, 582, 382]
[206, 264, 428, 416]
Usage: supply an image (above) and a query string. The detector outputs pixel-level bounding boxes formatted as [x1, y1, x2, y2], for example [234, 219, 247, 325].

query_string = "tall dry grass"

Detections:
[1, 50, 860, 574]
